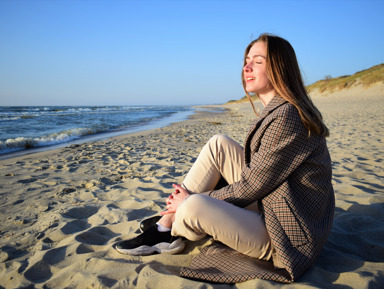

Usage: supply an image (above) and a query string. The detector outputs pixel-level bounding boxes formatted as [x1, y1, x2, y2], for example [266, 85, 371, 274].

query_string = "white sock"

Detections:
[156, 222, 171, 232]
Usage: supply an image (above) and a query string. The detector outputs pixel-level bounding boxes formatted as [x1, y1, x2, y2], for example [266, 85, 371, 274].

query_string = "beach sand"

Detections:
[0, 85, 383, 288]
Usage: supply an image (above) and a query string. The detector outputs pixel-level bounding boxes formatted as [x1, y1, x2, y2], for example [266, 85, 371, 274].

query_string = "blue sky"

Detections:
[0, 0, 383, 106]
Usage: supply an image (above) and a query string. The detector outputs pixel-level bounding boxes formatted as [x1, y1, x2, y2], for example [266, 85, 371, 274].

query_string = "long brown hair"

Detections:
[242, 33, 329, 137]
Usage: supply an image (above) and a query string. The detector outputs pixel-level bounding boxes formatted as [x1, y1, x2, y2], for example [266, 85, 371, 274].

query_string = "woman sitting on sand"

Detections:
[115, 33, 335, 283]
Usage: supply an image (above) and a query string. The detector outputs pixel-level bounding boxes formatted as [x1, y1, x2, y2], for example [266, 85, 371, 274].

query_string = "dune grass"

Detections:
[227, 95, 258, 104]
[306, 63, 384, 94]
[227, 63, 383, 103]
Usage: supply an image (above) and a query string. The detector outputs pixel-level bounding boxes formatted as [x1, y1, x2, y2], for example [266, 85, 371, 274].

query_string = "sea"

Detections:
[0, 105, 194, 158]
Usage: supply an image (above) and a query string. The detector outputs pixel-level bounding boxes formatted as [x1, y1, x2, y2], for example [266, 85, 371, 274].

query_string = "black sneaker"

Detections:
[139, 216, 162, 232]
[115, 225, 185, 256]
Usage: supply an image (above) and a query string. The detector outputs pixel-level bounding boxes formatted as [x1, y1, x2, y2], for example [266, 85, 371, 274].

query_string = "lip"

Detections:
[245, 76, 255, 82]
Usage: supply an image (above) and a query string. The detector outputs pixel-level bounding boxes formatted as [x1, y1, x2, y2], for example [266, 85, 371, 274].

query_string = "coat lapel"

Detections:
[258, 96, 288, 124]
[244, 96, 288, 164]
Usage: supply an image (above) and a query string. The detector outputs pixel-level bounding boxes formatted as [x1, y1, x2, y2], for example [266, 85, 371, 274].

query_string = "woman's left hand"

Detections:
[161, 184, 190, 215]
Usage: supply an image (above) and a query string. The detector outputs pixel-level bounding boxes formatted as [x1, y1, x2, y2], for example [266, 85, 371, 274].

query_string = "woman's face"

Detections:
[243, 41, 273, 95]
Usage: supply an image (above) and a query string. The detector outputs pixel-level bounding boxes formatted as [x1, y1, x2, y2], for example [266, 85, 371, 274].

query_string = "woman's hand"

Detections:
[161, 184, 190, 215]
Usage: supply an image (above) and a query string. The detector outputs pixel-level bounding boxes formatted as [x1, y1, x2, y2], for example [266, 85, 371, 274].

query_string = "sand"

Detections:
[0, 84, 383, 288]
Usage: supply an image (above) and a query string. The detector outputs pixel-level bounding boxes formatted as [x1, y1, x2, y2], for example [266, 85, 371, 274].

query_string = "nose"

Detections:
[243, 63, 252, 73]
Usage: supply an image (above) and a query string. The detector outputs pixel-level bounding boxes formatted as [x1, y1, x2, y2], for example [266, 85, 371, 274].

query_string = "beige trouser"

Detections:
[172, 135, 273, 260]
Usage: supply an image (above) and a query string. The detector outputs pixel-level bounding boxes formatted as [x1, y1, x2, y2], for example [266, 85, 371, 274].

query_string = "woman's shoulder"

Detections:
[264, 101, 313, 135]
[268, 101, 301, 122]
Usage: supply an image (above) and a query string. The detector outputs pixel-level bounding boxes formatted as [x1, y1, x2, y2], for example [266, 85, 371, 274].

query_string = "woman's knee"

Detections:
[176, 194, 208, 220]
[208, 134, 230, 146]
[207, 135, 235, 154]
[173, 194, 211, 241]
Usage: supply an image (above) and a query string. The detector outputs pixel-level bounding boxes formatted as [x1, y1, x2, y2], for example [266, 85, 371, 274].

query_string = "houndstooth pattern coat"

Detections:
[180, 96, 335, 283]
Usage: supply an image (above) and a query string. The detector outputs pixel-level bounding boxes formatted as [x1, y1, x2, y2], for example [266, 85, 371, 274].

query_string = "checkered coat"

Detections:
[180, 96, 335, 283]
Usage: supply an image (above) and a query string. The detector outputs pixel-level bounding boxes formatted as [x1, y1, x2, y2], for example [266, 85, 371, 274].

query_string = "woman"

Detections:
[115, 33, 335, 283]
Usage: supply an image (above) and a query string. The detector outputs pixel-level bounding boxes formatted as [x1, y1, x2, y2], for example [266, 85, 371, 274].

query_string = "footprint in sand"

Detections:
[13, 199, 24, 205]
[61, 219, 90, 235]
[17, 177, 38, 184]
[61, 206, 99, 219]
[24, 246, 67, 283]
[42, 246, 67, 265]
[75, 227, 117, 245]
[24, 260, 52, 283]
[76, 243, 94, 254]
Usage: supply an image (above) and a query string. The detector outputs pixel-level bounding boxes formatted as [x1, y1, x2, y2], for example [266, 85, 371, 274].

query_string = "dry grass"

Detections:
[307, 63, 384, 94]
[227, 63, 383, 103]
[227, 94, 258, 104]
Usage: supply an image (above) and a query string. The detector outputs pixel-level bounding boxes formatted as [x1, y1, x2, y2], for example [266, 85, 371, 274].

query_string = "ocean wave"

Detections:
[0, 116, 21, 121]
[20, 115, 36, 119]
[0, 127, 99, 154]
[0, 105, 193, 155]
[0, 106, 168, 121]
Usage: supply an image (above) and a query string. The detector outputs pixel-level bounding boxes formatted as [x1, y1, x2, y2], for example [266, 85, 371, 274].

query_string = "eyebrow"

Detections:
[246, 54, 266, 59]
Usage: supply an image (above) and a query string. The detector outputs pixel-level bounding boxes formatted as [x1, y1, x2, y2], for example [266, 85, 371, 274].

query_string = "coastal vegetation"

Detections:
[228, 63, 383, 103]
[227, 94, 258, 104]
[306, 63, 384, 94]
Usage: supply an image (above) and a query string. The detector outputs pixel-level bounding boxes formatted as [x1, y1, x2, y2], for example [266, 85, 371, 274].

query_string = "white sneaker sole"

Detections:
[116, 237, 185, 256]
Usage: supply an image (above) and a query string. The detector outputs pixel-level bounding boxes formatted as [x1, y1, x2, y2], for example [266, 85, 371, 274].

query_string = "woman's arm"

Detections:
[208, 104, 320, 207]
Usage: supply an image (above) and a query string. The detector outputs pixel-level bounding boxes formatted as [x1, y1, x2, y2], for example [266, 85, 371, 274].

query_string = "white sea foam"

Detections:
[0, 105, 194, 155]
[0, 127, 98, 154]
[0, 117, 20, 121]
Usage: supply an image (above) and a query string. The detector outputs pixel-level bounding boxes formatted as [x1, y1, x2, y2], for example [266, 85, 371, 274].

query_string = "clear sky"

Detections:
[0, 0, 383, 106]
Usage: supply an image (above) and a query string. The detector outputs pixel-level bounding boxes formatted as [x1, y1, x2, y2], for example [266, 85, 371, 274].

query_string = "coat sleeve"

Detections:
[208, 104, 319, 207]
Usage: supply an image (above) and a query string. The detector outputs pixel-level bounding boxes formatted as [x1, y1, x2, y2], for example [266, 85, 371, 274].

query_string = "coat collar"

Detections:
[259, 95, 288, 120]
[244, 96, 288, 156]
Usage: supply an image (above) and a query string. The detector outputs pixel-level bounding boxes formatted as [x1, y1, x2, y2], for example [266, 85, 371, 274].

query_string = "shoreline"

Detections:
[1, 92, 383, 288]
[0, 106, 225, 161]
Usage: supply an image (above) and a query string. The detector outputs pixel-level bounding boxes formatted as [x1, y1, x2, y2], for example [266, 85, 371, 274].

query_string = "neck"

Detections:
[259, 91, 276, 107]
